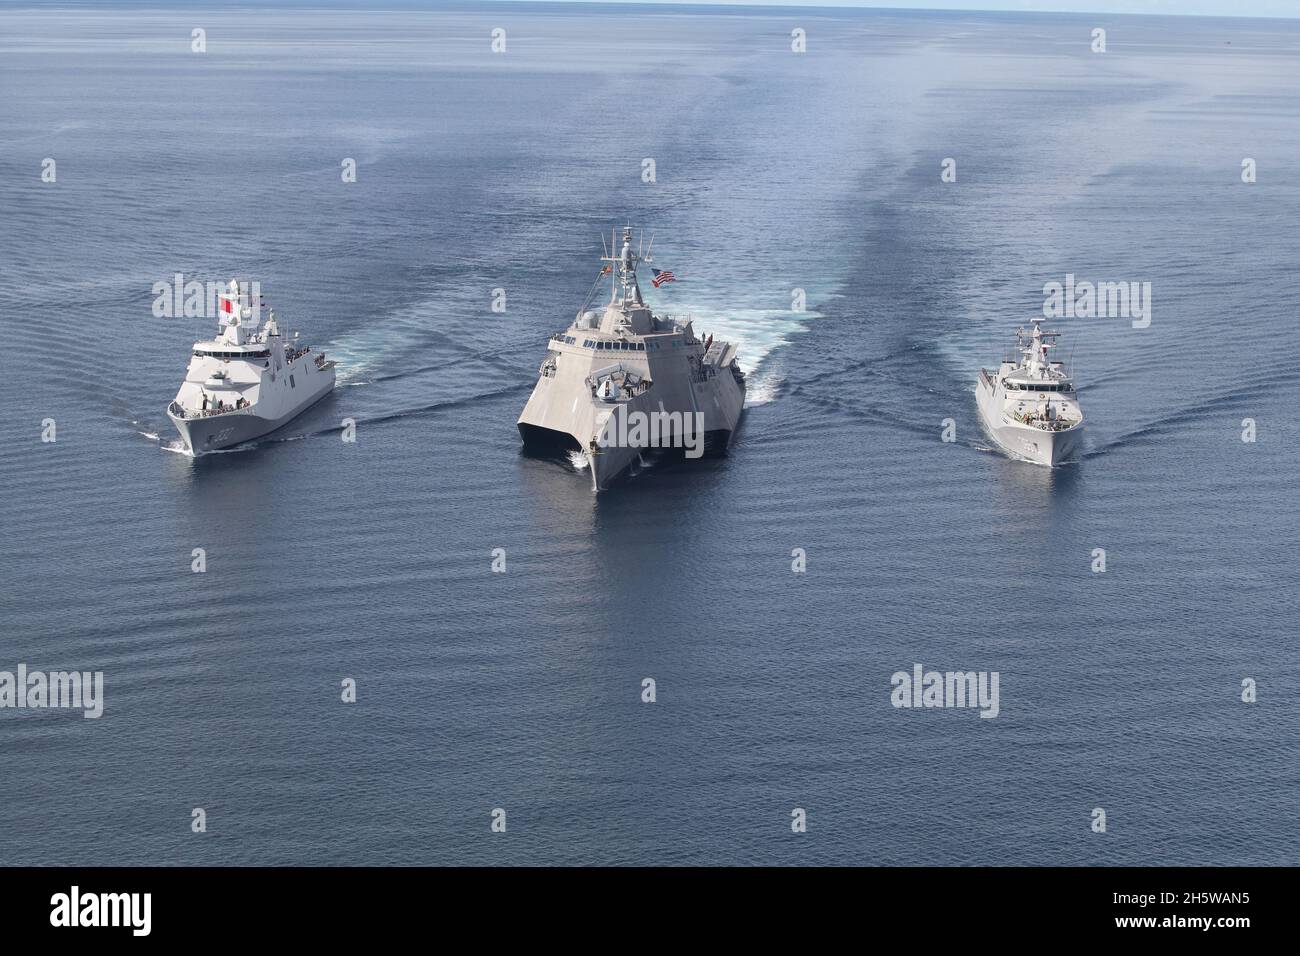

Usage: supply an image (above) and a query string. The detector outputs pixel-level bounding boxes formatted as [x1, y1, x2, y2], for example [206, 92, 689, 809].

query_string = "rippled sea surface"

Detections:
[1, 2, 1296, 865]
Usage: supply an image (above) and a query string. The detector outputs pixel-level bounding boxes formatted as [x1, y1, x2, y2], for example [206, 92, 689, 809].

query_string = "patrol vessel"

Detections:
[976, 323, 1083, 466]
[167, 280, 336, 454]
[517, 226, 745, 490]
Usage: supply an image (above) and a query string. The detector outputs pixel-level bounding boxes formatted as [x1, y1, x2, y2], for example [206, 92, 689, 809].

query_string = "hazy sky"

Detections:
[486, 1, 1300, 19]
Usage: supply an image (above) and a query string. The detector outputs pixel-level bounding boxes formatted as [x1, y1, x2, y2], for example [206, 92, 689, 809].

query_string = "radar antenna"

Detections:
[599, 224, 647, 305]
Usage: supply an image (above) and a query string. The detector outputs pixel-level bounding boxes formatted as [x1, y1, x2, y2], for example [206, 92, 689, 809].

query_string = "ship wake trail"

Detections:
[326, 308, 526, 384]
[743, 360, 787, 408]
[1085, 361, 1298, 457]
[309, 382, 533, 436]
[356, 351, 528, 387]
[785, 389, 941, 442]
[159, 439, 256, 456]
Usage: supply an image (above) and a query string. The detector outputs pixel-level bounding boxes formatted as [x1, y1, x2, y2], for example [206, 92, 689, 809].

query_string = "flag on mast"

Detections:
[218, 281, 244, 326]
[218, 294, 239, 325]
[651, 268, 676, 288]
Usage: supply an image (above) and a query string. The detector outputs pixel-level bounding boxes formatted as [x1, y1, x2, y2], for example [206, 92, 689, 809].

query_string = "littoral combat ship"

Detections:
[167, 280, 336, 454]
[518, 226, 745, 490]
[976, 322, 1084, 466]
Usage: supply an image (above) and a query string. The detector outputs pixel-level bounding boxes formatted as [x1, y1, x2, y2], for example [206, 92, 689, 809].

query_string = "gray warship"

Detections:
[167, 279, 336, 454]
[976, 322, 1084, 466]
[517, 226, 745, 490]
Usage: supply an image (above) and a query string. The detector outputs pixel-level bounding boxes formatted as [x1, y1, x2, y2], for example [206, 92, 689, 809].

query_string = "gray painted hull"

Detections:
[981, 416, 1083, 466]
[589, 390, 743, 491]
[168, 374, 334, 454]
[520, 370, 744, 491]
[517, 226, 745, 491]
[976, 374, 1083, 466]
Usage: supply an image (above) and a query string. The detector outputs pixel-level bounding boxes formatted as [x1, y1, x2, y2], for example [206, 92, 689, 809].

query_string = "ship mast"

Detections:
[600, 225, 648, 307]
[217, 279, 258, 346]
[1017, 322, 1062, 378]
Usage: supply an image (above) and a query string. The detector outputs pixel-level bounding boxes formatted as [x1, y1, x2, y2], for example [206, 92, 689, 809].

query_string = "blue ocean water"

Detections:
[0, 2, 1296, 865]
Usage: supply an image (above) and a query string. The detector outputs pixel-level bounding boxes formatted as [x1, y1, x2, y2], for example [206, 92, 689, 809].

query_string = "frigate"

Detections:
[976, 322, 1083, 466]
[166, 279, 336, 454]
[517, 226, 746, 491]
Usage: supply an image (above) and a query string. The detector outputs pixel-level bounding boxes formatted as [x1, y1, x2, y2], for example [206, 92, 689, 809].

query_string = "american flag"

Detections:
[651, 268, 676, 288]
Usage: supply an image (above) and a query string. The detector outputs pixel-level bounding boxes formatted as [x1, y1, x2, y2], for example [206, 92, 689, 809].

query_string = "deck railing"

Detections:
[169, 400, 247, 420]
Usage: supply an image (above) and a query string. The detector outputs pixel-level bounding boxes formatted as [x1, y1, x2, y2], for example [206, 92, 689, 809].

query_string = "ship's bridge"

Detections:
[191, 340, 272, 360]
[595, 301, 654, 335]
[1004, 361, 1072, 391]
[548, 330, 691, 355]
[1005, 378, 1074, 392]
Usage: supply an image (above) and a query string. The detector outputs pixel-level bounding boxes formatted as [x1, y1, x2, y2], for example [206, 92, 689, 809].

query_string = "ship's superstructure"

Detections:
[517, 226, 745, 490]
[975, 323, 1083, 466]
[167, 280, 336, 454]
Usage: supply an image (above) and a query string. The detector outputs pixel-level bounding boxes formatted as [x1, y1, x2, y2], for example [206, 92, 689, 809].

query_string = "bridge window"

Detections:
[194, 349, 271, 359]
